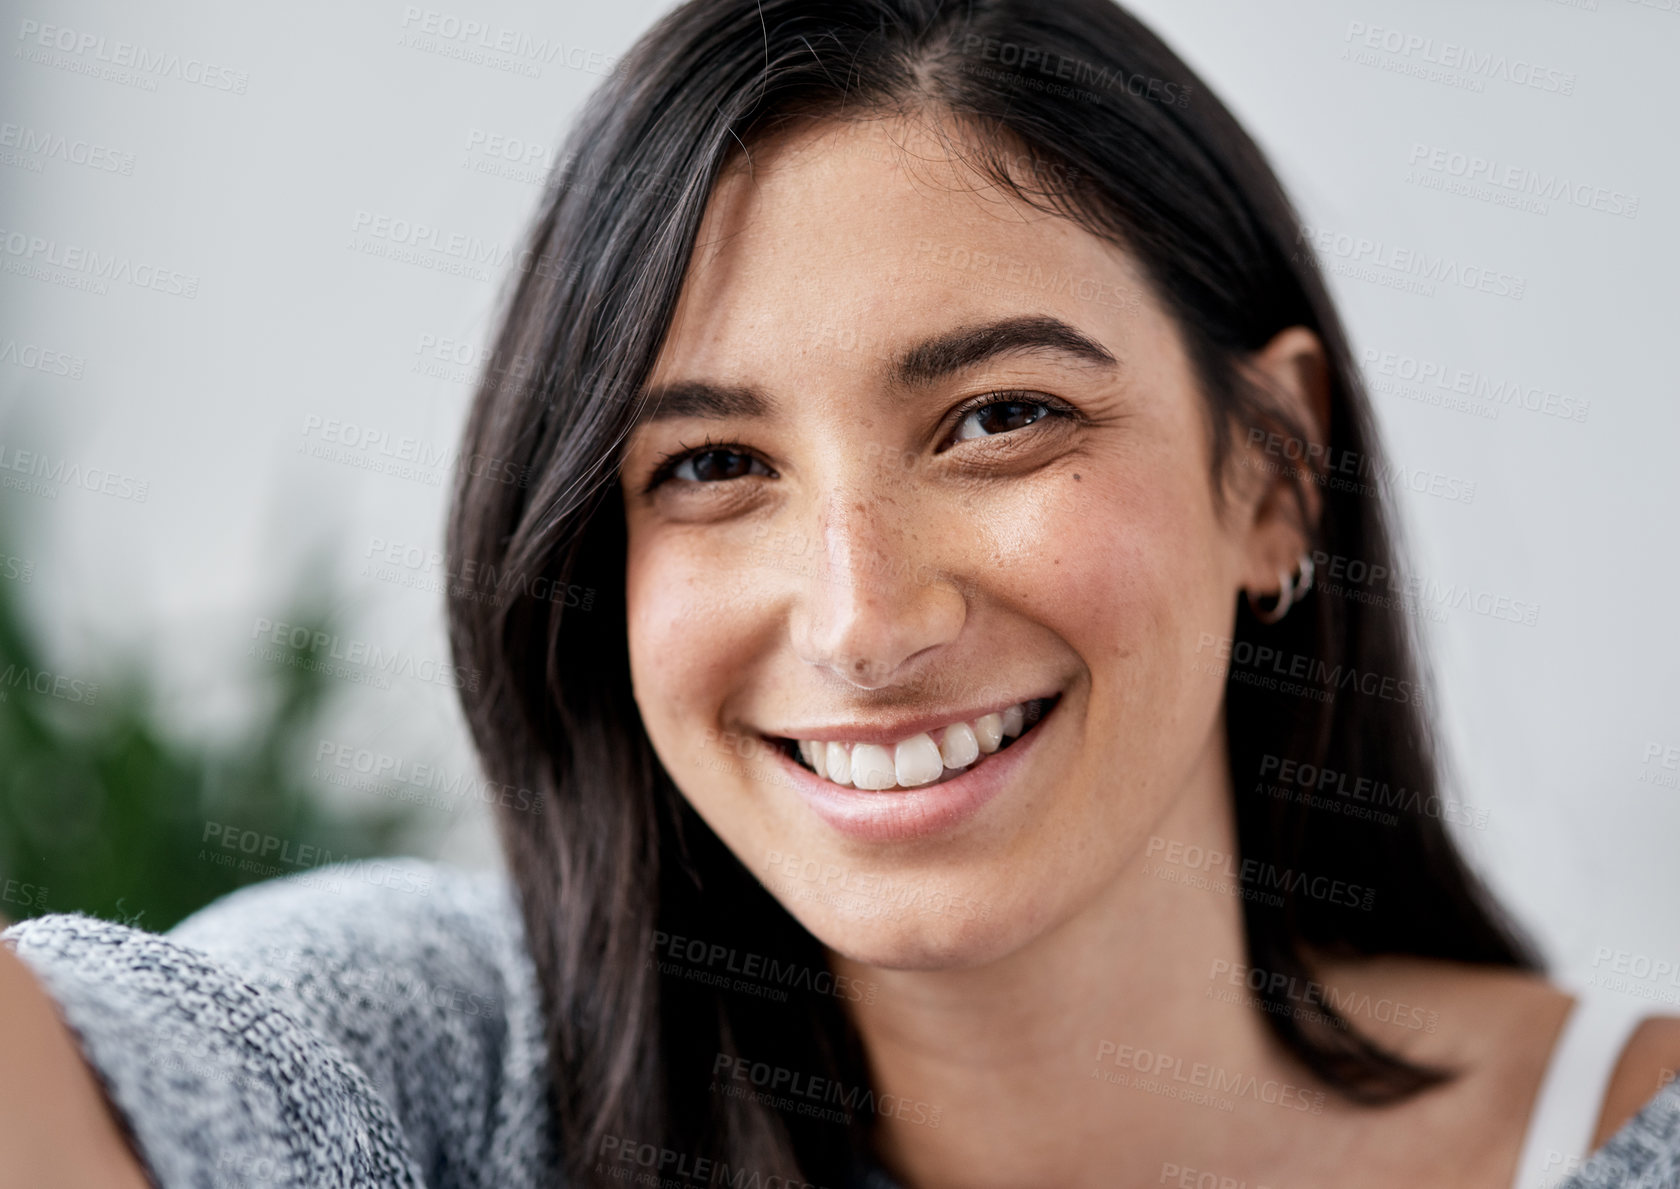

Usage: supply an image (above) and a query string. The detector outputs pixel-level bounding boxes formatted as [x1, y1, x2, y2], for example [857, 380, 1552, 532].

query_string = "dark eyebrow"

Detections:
[890, 315, 1119, 387]
[633, 314, 1117, 426]
[633, 380, 769, 426]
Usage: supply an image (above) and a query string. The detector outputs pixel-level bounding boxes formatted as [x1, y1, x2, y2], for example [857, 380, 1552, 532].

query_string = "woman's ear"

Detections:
[1234, 326, 1332, 597]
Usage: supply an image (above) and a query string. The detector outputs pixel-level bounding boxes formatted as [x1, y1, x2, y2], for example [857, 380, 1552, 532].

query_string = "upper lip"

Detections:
[763, 690, 1062, 747]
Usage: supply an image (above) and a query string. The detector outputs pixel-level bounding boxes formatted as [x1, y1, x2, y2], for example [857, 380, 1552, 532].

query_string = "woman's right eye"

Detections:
[673, 449, 770, 482]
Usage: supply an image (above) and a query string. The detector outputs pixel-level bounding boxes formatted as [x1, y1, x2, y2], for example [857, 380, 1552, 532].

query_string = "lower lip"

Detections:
[769, 700, 1059, 843]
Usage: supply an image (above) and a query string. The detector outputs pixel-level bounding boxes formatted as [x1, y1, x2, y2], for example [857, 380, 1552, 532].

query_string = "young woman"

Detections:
[3, 2, 1676, 1187]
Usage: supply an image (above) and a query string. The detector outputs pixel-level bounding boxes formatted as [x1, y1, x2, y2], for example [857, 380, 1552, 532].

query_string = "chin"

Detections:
[778, 876, 1045, 972]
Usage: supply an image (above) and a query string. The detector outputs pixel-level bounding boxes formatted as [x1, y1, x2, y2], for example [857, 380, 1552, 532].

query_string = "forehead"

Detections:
[646, 117, 1151, 390]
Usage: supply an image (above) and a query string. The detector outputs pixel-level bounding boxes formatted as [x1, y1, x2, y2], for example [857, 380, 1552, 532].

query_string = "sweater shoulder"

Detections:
[1557, 1077, 1680, 1188]
[167, 856, 526, 999]
[169, 858, 556, 1180]
[4, 857, 556, 1189]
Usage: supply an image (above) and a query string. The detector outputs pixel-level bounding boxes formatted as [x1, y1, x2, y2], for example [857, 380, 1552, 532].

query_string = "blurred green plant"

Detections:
[0, 544, 426, 932]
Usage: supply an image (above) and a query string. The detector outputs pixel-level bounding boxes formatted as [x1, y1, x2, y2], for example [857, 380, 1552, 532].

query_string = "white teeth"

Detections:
[824, 740, 849, 784]
[795, 699, 1048, 791]
[939, 722, 980, 769]
[850, 743, 897, 790]
[894, 733, 945, 787]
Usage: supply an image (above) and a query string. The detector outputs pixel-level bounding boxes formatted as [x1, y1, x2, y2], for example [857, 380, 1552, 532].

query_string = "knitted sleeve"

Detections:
[1555, 1077, 1680, 1189]
[1, 858, 557, 1189]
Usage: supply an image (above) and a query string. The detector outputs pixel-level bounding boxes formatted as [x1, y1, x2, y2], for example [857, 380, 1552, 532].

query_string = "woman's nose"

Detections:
[786, 489, 967, 690]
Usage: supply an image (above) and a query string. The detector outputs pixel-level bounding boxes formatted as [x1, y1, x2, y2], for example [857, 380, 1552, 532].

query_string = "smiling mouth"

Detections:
[768, 693, 1061, 792]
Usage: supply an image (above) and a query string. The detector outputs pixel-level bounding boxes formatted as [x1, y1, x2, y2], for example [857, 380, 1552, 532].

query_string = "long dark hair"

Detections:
[444, 1, 1541, 1183]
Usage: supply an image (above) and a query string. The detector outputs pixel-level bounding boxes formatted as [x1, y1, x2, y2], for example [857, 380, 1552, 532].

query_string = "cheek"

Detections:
[1002, 459, 1233, 791]
[625, 538, 738, 740]
[1002, 458, 1229, 657]
[625, 529, 796, 806]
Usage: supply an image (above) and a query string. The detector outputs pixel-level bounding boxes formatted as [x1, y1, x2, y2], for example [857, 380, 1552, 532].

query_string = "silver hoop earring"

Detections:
[1248, 553, 1314, 625]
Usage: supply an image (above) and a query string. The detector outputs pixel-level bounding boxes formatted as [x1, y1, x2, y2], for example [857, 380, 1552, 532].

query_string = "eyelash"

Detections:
[642, 391, 1077, 492]
[644, 434, 753, 491]
[946, 389, 1079, 444]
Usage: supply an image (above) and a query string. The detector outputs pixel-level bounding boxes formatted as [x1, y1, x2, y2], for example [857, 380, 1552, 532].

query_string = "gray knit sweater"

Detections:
[4, 858, 1678, 1189]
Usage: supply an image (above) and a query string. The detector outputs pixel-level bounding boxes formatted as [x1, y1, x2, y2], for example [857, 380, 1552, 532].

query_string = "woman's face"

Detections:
[618, 117, 1305, 970]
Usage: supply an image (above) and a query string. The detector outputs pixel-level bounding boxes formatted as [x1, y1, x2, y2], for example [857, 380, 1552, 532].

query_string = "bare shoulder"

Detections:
[1594, 1014, 1680, 1147]
[1307, 953, 1680, 1154]
[1305, 950, 1572, 1069]
[1283, 953, 1567, 1183]
[1268, 953, 1568, 1183]
[1337, 957, 1680, 1145]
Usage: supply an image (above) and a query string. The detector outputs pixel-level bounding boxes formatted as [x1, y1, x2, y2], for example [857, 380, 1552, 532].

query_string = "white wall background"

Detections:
[1, 0, 1675, 997]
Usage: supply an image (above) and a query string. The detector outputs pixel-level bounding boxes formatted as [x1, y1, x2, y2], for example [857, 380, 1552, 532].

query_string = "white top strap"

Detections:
[1509, 992, 1651, 1189]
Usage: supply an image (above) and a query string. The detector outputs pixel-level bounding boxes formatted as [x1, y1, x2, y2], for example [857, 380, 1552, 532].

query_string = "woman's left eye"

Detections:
[948, 395, 1063, 444]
